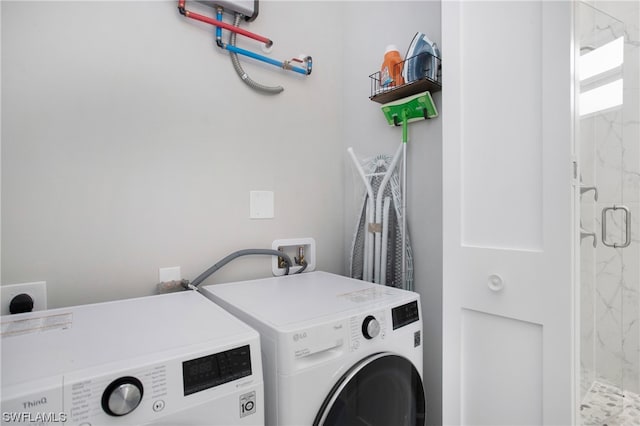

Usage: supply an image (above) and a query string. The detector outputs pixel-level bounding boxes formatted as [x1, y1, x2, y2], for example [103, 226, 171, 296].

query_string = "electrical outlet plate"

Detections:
[1, 281, 47, 315]
[159, 266, 181, 283]
[250, 191, 274, 219]
[272, 238, 316, 276]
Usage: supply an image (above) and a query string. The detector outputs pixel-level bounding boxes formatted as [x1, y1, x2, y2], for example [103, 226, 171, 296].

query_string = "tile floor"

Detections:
[581, 381, 640, 425]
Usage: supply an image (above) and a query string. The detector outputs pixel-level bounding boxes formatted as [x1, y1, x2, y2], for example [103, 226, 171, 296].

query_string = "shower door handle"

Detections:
[602, 205, 631, 248]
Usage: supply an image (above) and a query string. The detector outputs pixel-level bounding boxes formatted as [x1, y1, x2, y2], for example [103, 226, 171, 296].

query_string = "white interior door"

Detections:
[442, 1, 576, 425]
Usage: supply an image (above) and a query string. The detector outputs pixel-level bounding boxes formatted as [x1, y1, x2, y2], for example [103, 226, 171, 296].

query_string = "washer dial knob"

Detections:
[102, 377, 143, 416]
[362, 315, 380, 339]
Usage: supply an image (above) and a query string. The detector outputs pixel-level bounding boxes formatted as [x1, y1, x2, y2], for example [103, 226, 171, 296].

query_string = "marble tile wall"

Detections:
[580, 0, 640, 401]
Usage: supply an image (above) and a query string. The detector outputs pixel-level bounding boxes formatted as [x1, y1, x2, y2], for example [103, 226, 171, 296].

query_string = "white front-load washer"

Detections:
[1, 291, 264, 425]
[200, 271, 425, 426]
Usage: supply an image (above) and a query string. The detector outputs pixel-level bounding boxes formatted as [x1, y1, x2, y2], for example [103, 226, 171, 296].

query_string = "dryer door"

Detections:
[313, 352, 425, 426]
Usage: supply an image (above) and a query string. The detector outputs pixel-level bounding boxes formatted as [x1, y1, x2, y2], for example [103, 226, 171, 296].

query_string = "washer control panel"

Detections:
[102, 377, 144, 416]
[182, 345, 252, 396]
[349, 311, 387, 351]
[391, 300, 419, 330]
[361, 315, 380, 340]
[1, 344, 256, 425]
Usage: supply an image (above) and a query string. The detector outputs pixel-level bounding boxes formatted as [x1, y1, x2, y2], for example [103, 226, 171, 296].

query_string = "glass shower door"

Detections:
[578, 1, 640, 425]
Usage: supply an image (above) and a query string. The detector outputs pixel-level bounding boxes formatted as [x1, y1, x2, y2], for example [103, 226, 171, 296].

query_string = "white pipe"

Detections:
[362, 199, 372, 280]
[374, 143, 403, 284]
[401, 142, 407, 289]
[380, 196, 391, 286]
[348, 147, 375, 282]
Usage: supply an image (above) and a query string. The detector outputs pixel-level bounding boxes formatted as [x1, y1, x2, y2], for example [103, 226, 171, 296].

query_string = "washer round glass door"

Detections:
[313, 352, 425, 426]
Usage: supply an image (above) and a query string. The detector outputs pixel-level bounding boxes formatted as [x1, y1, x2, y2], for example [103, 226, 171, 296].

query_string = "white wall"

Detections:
[1, 1, 346, 306]
[2, 1, 443, 424]
[342, 3, 442, 424]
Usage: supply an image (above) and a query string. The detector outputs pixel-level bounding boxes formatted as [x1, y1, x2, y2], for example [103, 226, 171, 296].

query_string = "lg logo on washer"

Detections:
[293, 332, 307, 342]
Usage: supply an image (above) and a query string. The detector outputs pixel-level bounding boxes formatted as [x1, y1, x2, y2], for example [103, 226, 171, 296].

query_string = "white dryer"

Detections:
[1, 291, 264, 425]
[201, 271, 425, 426]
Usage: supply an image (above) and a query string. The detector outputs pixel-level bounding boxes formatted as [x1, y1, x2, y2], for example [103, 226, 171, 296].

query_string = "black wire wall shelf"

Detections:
[369, 51, 442, 104]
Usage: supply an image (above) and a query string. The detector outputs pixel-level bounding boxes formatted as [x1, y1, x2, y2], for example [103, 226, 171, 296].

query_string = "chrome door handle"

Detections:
[602, 205, 631, 248]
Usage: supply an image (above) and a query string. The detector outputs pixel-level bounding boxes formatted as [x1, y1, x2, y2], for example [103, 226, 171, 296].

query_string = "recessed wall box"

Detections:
[272, 238, 316, 276]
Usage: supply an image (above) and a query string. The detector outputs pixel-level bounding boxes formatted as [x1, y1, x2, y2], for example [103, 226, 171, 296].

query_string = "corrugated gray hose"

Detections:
[230, 14, 284, 94]
[189, 249, 292, 289]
